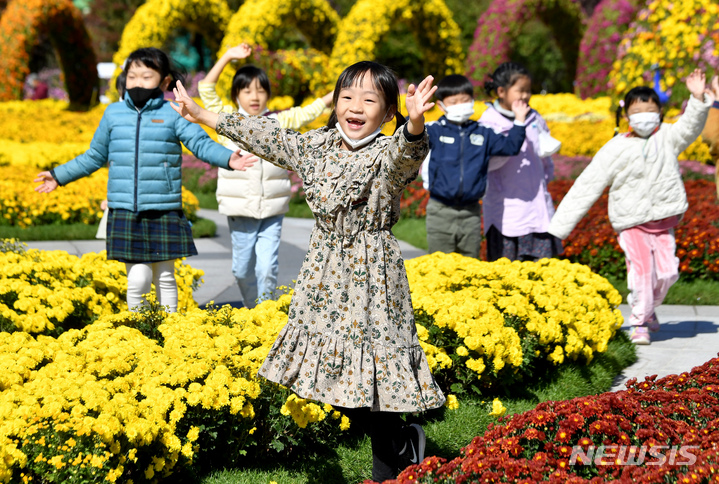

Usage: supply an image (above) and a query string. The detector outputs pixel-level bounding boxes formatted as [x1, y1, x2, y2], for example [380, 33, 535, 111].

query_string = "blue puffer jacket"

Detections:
[52, 94, 233, 212]
[426, 117, 526, 207]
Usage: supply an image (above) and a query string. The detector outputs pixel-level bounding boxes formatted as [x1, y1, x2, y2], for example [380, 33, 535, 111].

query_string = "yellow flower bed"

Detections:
[407, 253, 624, 391]
[0, 164, 199, 228]
[0, 242, 203, 334]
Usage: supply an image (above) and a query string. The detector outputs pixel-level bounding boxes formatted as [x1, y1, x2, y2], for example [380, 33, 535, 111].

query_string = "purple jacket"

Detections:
[479, 104, 556, 237]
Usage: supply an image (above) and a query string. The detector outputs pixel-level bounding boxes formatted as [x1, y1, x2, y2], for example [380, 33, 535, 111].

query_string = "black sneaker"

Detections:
[397, 423, 426, 470]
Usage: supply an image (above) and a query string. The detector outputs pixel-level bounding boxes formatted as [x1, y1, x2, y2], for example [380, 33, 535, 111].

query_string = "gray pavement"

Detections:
[22, 208, 719, 393]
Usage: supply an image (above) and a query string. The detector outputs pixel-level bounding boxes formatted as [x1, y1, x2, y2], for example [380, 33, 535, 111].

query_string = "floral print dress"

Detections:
[217, 112, 446, 412]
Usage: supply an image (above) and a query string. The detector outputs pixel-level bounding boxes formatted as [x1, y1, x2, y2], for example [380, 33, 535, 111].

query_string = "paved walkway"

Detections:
[24, 209, 719, 393]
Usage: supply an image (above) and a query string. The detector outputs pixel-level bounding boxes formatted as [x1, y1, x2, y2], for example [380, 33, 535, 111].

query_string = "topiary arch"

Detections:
[325, 0, 465, 92]
[215, 0, 340, 100]
[108, 0, 233, 101]
[0, 0, 97, 107]
[466, 0, 585, 93]
[575, 0, 642, 98]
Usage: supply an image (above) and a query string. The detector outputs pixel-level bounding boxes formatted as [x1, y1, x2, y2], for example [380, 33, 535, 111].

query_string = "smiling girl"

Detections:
[34, 47, 251, 313]
[171, 61, 445, 481]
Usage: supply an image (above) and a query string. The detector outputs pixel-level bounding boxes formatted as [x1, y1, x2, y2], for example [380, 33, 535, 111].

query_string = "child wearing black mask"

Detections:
[33, 47, 254, 313]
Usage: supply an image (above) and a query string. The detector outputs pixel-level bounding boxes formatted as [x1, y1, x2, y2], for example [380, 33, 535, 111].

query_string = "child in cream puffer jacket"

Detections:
[199, 44, 332, 308]
[549, 70, 717, 345]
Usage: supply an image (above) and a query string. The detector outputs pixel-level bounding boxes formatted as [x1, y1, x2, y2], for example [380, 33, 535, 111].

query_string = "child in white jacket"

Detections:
[198, 44, 332, 307]
[548, 69, 716, 345]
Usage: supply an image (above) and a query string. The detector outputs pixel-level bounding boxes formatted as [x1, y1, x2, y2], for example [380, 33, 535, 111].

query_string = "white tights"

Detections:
[125, 260, 178, 313]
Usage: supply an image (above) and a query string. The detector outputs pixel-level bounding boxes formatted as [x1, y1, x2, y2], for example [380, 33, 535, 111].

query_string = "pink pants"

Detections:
[618, 227, 679, 327]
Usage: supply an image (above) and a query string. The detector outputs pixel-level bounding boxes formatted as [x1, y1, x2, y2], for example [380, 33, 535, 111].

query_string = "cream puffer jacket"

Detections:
[548, 95, 712, 239]
[198, 81, 327, 219]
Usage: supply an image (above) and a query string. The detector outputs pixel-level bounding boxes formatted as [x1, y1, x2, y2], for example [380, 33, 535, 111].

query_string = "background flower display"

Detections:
[106, 0, 233, 101]
[325, 0, 465, 92]
[466, 0, 585, 93]
[609, 0, 719, 107]
[397, 357, 719, 483]
[214, 0, 339, 101]
[574, 0, 643, 98]
[0, 0, 98, 107]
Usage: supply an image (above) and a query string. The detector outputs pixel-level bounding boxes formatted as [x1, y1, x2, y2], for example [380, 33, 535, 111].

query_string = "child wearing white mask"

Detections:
[549, 69, 717, 345]
[421, 74, 530, 258]
[480, 62, 564, 262]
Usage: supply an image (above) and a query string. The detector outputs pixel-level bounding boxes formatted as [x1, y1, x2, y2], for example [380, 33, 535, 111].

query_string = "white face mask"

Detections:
[628, 112, 661, 138]
[440, 101, 475, 124]
[336, 122, 384, 150]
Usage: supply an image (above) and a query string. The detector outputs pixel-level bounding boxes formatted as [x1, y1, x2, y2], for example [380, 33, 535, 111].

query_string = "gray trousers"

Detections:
[425, 197, 482, 258]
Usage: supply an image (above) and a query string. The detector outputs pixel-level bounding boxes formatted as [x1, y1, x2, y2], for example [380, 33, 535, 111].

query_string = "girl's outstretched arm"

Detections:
[405, 75, 437, 135]
[204, 44, 252, 84]
[171, 81, 220, 129]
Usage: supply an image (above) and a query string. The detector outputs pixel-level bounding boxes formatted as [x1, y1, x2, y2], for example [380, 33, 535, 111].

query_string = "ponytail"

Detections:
[614, 100, 624, 137]
[485, 62, 531, 97]
[393, 111, 407, 133]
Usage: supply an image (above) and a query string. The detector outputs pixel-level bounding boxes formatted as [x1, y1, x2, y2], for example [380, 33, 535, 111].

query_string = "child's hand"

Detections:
[405, 75, 438, 135]
[686, 69, 706, 100]
[511, 99, 531, 123]
[229, 151, 258, 171]
[33, 171, 58, 193]
[321, 90, 334, 108]
[224, 43, 252, 61]
[705, 75, 719, 103]
[171, 81, 219, 128]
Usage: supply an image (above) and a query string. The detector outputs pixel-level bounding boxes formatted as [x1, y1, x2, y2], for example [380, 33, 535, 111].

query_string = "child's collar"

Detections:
[493, 100, 515, 118]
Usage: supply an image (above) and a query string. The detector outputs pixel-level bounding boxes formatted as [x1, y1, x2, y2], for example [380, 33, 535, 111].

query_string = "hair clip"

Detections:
[619, 100, 625, 108]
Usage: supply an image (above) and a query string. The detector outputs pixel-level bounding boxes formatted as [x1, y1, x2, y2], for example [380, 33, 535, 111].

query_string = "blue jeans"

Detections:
[227, 214, 283, 308]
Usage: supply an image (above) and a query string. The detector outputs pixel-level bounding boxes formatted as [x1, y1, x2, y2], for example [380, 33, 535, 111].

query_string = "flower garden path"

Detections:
[25, 208, 719, 394]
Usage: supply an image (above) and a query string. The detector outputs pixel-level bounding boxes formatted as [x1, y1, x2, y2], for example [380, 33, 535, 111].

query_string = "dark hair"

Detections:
[230, 65, 271, 107]
[435, 74, 474, 101]
[115, 70, 126, 99]
[327, 61, 406, 132]
[614, 86, 663, 136]
[123, 47, 185, 91]
[484, 62, 531, 96]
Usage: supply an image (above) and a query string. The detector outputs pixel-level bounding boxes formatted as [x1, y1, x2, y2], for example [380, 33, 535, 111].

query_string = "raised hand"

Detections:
[405, 75, 437, 135]
[686, 68, 706, 100]
[224, 43, 252, 61]
[34, 171, 59, 193]
[171, 81, 219, 128]
[511, 99, 531, 124]
[229, 151, 258, 171]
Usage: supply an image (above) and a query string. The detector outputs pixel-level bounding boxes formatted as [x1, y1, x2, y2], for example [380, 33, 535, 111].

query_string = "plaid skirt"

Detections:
[486, 225, 563, 262]
[106, 209, 197, 263]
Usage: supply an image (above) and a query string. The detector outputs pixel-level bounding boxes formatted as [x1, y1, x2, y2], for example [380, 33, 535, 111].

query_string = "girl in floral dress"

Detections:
[171, 61, 445, 481]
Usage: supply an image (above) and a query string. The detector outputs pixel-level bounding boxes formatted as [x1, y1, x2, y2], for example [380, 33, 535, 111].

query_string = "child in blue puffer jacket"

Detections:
[34, 47, 252, 313]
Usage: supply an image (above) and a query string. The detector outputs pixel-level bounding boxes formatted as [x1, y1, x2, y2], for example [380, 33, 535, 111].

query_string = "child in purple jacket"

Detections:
[480, 62, 563, 261]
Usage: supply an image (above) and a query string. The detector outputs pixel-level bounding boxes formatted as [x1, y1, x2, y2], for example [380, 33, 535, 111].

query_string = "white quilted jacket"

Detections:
[548, 95, 711, 239]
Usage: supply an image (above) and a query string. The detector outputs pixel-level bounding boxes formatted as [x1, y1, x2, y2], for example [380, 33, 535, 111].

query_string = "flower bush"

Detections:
[550, 178, 719, 281]
[215, 0, 339, 100]
[0, 241, 203, 335]
[609, 0, 719, 107]
[0, 0, 97, 107]
[107, 0, 233, 101]
[326, 0, 464, 92]
[0, 164, 199, 228]
[575, 0, 642, 98]
[466, 0, 585, 93]
[407, 253, 624, 394]
[396, 355, 719, 483]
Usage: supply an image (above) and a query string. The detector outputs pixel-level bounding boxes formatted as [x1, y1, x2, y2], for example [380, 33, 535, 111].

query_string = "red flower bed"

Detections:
[390, 355, 719, 483]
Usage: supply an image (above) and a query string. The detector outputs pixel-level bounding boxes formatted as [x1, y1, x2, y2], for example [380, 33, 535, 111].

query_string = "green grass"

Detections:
[604, 275, 719, 306]
[195, 192, 219, 210]
[392, 217, 428, 250]
[196, 333, 636, 484]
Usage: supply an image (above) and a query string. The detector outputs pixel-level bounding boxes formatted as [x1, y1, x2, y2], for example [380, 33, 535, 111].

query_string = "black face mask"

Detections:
[127, 86, 162, 109]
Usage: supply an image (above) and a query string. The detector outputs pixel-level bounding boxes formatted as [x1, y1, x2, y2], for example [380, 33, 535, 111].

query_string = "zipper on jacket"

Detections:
[134, 111, 141, 212]
[458, 128, 466, 199]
